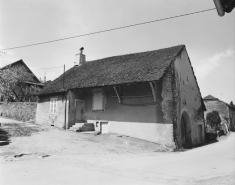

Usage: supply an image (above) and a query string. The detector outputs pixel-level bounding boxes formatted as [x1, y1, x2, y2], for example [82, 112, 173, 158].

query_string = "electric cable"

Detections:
[1, 8, 216, 51]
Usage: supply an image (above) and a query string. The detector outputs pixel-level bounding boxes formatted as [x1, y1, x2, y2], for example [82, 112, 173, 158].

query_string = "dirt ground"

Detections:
[0, 117, 235, 185]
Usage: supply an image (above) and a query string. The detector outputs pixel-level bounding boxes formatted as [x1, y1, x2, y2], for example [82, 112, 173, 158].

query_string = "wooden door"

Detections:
[75, 100, 84, 123]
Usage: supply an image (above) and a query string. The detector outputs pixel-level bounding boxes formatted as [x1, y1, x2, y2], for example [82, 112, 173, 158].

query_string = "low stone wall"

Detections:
[0, 102, 37, 122]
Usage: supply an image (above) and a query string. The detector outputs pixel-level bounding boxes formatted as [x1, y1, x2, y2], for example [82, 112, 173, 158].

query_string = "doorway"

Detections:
[74, 100, 84, 123]
[181, 111, 192, 147]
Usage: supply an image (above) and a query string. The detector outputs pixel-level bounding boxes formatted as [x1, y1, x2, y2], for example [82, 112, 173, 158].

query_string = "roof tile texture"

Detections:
[39, 45, 184, 95]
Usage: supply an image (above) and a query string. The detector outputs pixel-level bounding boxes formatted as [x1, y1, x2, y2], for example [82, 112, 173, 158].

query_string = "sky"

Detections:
[0, 0, 234, 103]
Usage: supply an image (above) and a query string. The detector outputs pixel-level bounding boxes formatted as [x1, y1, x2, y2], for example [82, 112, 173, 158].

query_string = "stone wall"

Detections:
[0, 102, 37, 122]
[203, 100, 235, 131]
[204, 100, 229, 121]
[174, 49, 205, 147]
[161, 64, 174, 124]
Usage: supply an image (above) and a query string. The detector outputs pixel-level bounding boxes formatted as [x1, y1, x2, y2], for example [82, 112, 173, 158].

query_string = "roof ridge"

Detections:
[1, 59, 23, 69]
[203, 94, 218, 100]
[1, 59, 41, 83]
[87, 45, 185, 63]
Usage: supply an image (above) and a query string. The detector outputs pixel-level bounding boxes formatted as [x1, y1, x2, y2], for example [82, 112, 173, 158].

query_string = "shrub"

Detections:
[206, 111, 221, 130]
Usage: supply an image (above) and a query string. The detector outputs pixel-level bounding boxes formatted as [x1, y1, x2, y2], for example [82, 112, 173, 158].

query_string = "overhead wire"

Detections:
[1, 8, 216, 51]
[31, 66, 64, 70]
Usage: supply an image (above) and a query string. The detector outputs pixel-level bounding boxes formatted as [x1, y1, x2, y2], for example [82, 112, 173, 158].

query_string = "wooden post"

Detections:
[149, 82, 156, 102]
[113, 86, 121, 103]
[63, 64, 65, 90]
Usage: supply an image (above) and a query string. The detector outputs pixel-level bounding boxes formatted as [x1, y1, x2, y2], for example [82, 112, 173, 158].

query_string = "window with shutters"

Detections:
[50, 97, 57, 114]
[92, 89, 105, 111]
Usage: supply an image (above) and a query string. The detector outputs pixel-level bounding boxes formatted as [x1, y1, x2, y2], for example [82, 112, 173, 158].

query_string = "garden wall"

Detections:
[0, 102, 37, 122]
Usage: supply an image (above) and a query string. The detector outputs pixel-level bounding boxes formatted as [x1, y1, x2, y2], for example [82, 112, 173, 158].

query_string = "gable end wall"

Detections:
[174, 49, 205, 147]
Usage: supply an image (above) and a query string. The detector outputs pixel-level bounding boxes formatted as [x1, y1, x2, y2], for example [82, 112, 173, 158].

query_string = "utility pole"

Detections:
[63, 64, 65, 90]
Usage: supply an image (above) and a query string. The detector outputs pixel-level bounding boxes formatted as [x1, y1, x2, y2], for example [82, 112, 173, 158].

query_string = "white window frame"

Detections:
[92, 89, 105, 111]
[50, 97, 58, 114]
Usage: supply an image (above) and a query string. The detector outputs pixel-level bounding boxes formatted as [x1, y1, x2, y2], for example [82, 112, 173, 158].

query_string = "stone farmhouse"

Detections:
[36, 45, 206, 148]
[203, 95, 235, 131]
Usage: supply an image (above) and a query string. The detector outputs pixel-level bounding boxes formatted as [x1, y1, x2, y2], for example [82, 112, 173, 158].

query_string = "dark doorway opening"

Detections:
[181, 111, 192, 147]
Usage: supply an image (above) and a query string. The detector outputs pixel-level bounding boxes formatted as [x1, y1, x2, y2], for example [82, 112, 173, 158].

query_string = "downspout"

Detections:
[63, 64, 67, 129]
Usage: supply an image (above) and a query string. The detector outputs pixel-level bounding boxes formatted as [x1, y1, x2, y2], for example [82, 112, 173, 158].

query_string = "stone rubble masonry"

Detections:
[204, 100, 235, 131]
[161, 65, 174, 124]
[0, 102, 37, 122]
[204, 100, 229, 121]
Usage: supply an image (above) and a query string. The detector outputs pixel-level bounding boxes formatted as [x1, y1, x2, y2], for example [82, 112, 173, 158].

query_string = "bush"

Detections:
[206, 111, 221, 130]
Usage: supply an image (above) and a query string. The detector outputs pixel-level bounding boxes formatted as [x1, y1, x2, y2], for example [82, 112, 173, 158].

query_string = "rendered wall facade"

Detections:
[83, 84, 158, 123]
[109, 121, 174, 146]
[36, 93, 67, 128]
[67, 82, 175, 146]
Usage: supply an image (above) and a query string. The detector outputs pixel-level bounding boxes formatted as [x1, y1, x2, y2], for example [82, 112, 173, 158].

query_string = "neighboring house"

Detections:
[203, 95, 235, 131]
[0, 59, 44, 102]
[36, 45, 206, 148]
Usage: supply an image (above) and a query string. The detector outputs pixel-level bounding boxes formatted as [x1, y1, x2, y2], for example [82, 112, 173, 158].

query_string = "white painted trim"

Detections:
[50, 96, 58, 115]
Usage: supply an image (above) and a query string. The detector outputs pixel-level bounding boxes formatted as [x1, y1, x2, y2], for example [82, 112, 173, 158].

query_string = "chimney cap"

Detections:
[80, 47, 84, 54]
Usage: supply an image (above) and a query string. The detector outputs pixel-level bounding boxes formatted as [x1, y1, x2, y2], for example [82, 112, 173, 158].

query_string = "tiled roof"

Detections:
[1, 59, 41, 83]
[39, 45, 185, 95]
[203, 95, 218, 100]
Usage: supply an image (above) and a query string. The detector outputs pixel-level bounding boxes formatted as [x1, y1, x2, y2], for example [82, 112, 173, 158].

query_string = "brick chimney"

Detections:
[74, 47, 86, 66]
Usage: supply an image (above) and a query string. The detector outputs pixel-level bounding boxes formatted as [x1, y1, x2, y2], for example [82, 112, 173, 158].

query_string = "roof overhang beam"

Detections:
[113, 86, 121, 104]
[149, 82, 156, 102]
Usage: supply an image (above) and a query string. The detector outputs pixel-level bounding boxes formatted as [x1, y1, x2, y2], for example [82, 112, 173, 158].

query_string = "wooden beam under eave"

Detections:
[113, 86, 121, 103]
[149, 82, 156, 102]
